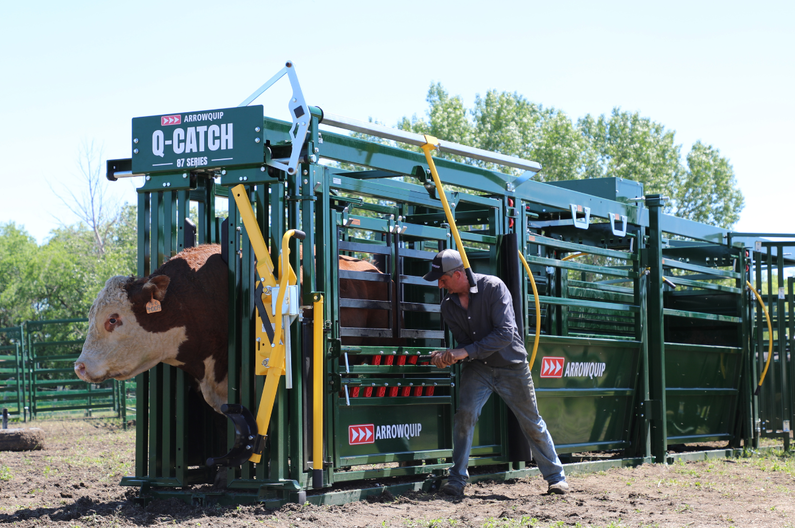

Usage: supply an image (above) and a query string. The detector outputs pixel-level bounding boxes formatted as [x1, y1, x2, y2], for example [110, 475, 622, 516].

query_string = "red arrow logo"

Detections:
[349, 424, 375, 445]
[161, 115, 181, 126]
[540, 357, 565, 378]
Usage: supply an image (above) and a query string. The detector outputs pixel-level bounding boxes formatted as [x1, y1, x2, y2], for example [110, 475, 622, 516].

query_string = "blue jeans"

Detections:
[449, 360, 565, 486]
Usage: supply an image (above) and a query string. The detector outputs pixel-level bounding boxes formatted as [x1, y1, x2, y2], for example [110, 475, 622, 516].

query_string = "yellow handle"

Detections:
[747, 281, 773, 392]
[517, 251, 541, 370]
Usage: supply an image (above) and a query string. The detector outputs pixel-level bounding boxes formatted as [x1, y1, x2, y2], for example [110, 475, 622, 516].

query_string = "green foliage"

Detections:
[0, 223, 40, 329]
[0, 204, 136, 332]
[396, 84, 744, 228]
[675, 141, 744, 228]
[577, 108, 683, 200]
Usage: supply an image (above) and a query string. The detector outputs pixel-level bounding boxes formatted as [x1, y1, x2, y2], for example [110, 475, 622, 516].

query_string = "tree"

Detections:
[55, 139, 121, 257]
[394, 84, 744, 228]
[578, 109, 684, 200]
[472, 90, 590, 182]
[397, 83, 472, 164]
[673, 141, 744, 228]
[0, 223, 40, 329]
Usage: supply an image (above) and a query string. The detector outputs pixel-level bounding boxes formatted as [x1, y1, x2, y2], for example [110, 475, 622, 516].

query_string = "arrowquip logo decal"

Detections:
[541, 357, 564, 378]
[349, 424, 374, 445]
[161, 115, 181, 126]
[565, 361, 606, 379]
[375, 423, 422, 440]
[541, 357, 607, 379]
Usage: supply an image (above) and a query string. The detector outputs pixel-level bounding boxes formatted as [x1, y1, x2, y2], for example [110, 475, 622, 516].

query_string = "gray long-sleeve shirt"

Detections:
[440, 272, 528, 367]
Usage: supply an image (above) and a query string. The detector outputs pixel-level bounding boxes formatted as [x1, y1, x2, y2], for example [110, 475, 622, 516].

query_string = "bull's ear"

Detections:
[142, 275, 170, 301]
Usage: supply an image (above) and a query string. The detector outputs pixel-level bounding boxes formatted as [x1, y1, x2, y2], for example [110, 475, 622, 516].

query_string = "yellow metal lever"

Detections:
[420, 135, 478, 293]
[230, 184, 302, 464]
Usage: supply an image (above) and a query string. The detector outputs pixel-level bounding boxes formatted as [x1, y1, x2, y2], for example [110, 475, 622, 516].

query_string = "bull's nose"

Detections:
[74, 361, 87, 379]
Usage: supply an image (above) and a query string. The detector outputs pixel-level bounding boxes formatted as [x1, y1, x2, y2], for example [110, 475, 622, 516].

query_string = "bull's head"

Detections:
[74, 274, 185, 383]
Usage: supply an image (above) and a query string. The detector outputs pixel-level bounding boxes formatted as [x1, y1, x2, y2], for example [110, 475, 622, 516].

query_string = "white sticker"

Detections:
[779, 287, 786, 300]
[333, 177, 342, 185]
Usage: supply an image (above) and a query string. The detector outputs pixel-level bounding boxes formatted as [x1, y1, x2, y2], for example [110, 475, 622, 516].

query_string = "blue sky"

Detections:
[2, 1, 793, 243]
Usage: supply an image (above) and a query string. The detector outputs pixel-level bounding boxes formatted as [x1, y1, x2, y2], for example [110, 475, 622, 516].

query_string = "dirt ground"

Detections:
[1, 418, 794, 528]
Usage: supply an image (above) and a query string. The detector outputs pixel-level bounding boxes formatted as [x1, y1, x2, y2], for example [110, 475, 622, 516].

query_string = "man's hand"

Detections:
[430, 348, 467, 368]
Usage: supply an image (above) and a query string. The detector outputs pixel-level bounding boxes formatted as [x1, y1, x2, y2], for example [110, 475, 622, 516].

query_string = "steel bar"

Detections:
[320, 111, 542, 173]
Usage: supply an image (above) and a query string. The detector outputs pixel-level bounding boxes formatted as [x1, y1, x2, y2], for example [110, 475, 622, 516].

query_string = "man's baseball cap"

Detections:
[423, 249, 464, 281]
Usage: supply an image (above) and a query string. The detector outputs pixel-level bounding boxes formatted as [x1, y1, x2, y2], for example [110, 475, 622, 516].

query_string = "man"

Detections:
[424, 249, 568, 496]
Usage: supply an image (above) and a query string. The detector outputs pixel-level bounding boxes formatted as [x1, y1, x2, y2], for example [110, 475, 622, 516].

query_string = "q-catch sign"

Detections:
[131, 105, 264, 174]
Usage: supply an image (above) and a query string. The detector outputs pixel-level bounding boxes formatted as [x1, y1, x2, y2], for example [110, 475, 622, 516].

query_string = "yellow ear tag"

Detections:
[146, 292, 162, 314]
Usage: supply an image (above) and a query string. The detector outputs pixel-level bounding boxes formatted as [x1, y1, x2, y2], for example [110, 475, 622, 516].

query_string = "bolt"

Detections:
[221, 170, 227, 175]
[314, 147, 319, 154]
[303, 170, 308, 176]
[261, 166, 266, 172]
[255, 137, 261, 143]
[133, 138, 139, 144]
[309, 155, 317, 163]
[255, 127, 261, 132]
[133, 148, 139, 154]
[182, 173, 187, 179]
[146, 175, 151, 181]
[304, 179, 308, 184]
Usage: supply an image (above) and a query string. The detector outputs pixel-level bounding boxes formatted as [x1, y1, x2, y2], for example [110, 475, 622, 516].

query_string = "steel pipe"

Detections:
[320, 111, 542, 173]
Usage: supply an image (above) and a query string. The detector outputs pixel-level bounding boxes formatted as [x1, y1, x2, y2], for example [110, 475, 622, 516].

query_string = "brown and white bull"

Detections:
[74, 245, 229, 412]
[75, 244, 390, 414]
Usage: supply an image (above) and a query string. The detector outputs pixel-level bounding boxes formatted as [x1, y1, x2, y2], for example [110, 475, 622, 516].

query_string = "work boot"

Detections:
[441, 481, 464, 497]
[547, 480, 569, 495]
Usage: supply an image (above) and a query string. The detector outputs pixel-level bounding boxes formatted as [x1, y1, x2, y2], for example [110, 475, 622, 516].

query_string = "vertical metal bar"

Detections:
[254, 183, 268, 482]
[291, 163, 309, 485]
[28, 325, 36, 420]
[789, 277, 795, 443]
[175, 367, 185, 482]
[635, 223, 651, 459]
[161, 364, 173, 478]
[18, 325, 27, 422]
[775, 244, 788, 444]
[645, 195, 668, 462]
[269, 180, 284, 490]
[764, 246, 775, 434]
[225, 195, 240, 485]
[149, 192, 164, 479]
[173, 188, 189, 481]
[752, 248, 763, 447]
[135, 191, 150, 476]
[163, 190, 174, 259]
[177, 189, 188, 251]
[240, 190, 254, 482]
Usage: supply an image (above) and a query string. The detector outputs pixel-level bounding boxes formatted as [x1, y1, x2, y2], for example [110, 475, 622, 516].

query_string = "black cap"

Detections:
[423, 249, 464, 281]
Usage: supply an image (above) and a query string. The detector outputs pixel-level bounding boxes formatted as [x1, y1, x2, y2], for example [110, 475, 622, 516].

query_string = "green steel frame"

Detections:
[0, 321, 127, 422]
[115, 105, 793, 506]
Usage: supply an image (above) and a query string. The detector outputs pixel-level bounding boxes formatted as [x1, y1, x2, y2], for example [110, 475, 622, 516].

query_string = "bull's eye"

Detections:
[104, 314, 122, 333]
